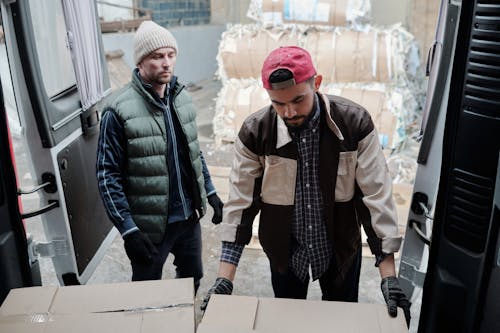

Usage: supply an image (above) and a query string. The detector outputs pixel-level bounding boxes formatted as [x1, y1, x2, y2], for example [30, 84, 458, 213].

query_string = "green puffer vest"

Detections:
[105, 74, 206, 243]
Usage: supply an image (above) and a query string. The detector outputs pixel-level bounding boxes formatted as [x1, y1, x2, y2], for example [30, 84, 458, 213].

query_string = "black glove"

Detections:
[123, 230, 159, 265]
[200, 277, 233, 311]
[381, 276, 411, 327]
[207, 193, 224, 224]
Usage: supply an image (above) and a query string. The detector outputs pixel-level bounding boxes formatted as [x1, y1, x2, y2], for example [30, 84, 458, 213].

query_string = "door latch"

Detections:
[18, 172, 59, 219]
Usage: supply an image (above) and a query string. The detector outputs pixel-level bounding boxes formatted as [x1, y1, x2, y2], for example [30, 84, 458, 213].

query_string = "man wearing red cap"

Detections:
[202, 46, 410, 325]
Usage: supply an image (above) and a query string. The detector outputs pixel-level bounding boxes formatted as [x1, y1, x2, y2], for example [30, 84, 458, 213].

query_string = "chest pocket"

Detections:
[335, 151, 357, 202]
[261, 155, 297, 206]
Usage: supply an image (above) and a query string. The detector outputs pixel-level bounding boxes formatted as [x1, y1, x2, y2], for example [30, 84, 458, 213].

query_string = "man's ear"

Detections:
[314, 75, 323, 90]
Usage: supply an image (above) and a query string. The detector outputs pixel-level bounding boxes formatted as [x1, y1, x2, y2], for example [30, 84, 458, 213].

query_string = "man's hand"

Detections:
[207, 193, 224, 224]
[200, 277, 233, 311]
[123, 230, 159, 265]
[381, 276, 411, 327]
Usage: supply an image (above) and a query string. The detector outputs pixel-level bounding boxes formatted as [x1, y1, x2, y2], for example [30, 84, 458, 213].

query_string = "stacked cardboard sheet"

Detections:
[198, 295, 408, 333]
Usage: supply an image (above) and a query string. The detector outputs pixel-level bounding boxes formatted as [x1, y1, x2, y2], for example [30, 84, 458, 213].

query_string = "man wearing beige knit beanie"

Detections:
[96, 20, 224, 292]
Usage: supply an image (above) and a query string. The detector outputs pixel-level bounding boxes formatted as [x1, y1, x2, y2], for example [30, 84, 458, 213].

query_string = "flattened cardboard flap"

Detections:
[0, 286, 58, 316]
[256, 297, 407, 332]
[140, 305, 193, 333]
[0, 310, 195, 333]
[44, 313, 141, 333]
[0, 319, 45, 333]
[51, 278, 193, 314]
[201, 295, 408, 332]
[202, 295, 258, 329]
[197, 322, 265, 333]
[0, 279, 195, 333]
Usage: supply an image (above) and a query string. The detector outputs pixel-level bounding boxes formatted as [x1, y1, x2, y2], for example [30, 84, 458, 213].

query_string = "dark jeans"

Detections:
[270, 247, 362, 301]
[130, 216, 203, 294]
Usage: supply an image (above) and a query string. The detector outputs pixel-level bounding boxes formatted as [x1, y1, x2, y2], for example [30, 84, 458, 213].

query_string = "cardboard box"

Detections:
[0, 278, 194, 333]
[198, 295, 408, 333]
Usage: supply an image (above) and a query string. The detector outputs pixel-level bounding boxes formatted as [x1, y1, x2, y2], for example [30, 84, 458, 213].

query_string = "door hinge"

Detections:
[80, 105, 100, 135]
[29, 238, 70, 258]
[399, 261, 427, 289]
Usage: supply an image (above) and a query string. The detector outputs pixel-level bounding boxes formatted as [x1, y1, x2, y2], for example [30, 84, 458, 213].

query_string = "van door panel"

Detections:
[57, 129, 111, 275]
[1, 0, 114, 285]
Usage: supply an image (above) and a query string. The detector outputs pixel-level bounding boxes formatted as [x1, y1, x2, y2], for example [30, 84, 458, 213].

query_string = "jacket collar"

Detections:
[320, 92, 344, 141]
[276, 92, 344, 149]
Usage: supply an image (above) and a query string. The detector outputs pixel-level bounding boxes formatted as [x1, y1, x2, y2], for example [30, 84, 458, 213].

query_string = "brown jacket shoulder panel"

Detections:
[238, 106, 278, 156]
[324, 94, 375, 151]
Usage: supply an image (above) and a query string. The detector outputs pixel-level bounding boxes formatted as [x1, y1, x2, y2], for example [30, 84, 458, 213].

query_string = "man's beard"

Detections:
[153, 72, 172, 84]
[284, 115, 306, 127]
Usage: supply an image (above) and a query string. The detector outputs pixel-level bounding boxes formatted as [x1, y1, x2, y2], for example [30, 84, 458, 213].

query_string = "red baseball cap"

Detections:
[261, 46, 317, 90]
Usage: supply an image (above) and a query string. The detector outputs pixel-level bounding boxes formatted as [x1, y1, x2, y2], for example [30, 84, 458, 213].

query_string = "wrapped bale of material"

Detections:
[217, 24, 419, 85]
[214, 79, 269, 143]
[323, 85, 397, 147]
[213, 79, 418, 151]
[322, 82, 421, 150]
[304, 29, 391, 83]
[217, 24, 300, 79]
[247, 0, 371, 27]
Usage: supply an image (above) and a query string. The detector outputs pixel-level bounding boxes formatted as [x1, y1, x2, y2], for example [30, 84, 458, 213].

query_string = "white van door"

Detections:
[1, 0, 115, 286]
[398, 0, 462, 299]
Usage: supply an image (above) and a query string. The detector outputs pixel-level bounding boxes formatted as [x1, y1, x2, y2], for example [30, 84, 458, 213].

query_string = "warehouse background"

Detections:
[98, 0, 439, 84]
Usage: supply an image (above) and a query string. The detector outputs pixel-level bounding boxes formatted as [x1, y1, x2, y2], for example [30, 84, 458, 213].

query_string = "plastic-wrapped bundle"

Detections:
[217, 24, 420, 86]
[305, 29, 391, 83]
[247, 0, 371, 28]
[322, 82, 421, 151]
[213, 79, 269, 144]
[217, 24, 300, 80]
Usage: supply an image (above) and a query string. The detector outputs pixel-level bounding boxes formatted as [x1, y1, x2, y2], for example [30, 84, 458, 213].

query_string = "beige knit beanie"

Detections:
[133, 20, 178, 65]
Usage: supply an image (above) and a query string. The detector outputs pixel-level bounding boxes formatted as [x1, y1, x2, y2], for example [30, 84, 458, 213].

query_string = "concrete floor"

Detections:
[13, 78, 422, 332]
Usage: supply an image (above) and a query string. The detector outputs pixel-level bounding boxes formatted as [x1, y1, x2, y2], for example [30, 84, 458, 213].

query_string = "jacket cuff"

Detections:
[117, 216, 139, 237]
[374, 252, 389, 267]
[381, 236, 403, 254]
